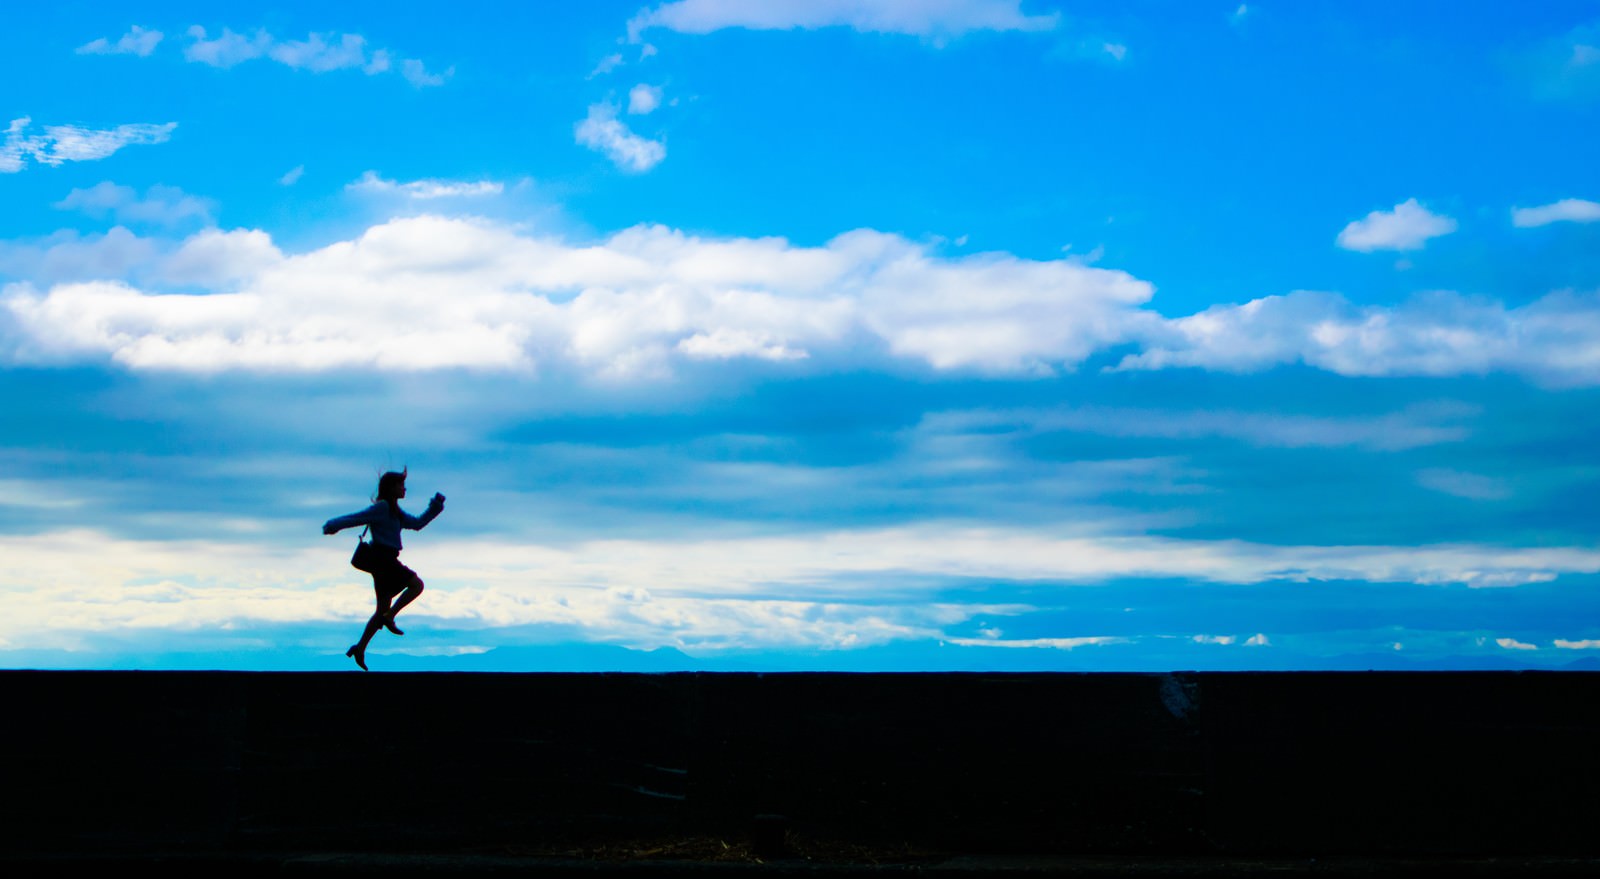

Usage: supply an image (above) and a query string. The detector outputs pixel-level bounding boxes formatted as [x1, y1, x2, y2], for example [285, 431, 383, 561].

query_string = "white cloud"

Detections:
[629, 83, 664, 114]
[77, 25, 164, 57]
[1117, 288, 1600, 387]
[0, 215, 1137, 376]
[267, 31, 368, 71]
[46, 123, 178, 164]
[1102, 42, 1127, 61]
[162, 228, 284, 287]
[590, 53, 625, 77]
[1193, 634, 1236, 645]
[346, 171, 504, 199]
[1336, 198, 1457, 252]
[401, 58, 451, 87]
[947, 636, 1123, 649]
[1512, 198, 1600, 227]
[0, 228, 160, 286]
[12, 213, 1600, 387]
[0, 521, 1595, 652]
[627, 0, 1059, 43]
[184, 25, 271, 67]
[0, 226, 278, 290]
[55, 182, 212, 226]
[1555, 639, 1600, 649]
[279, 165, 305, 186]
[1, 117, 176, 173]
[1244, 633, 1269, 646]
[576, 103, 667, 172]
[183, 25, 448, 86]
[1495, 637, 1538, 651]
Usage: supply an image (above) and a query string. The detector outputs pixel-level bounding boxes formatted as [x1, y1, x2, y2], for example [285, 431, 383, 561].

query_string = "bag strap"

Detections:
[357, 525, 369, 544]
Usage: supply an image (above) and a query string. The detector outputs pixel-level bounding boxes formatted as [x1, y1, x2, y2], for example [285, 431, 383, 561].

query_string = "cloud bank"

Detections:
[0, 217, 1148, 375]
[1116, 288, 1600, 386]
[5, 216, 1600, 385]
[0, 523, 1593, 654]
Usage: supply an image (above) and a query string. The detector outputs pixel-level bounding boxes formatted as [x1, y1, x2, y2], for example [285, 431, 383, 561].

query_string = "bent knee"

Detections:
[410, 577, 425, 593]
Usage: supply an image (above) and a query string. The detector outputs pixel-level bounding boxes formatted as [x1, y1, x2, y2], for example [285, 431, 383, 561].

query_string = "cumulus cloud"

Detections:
[162, 228, 284, 287]
[183, 26, 449, 86]
[1512, 198, 1600, 227]
[9, 214, 1600, 387]
[0, 228, 159, 286]
[576, 103, 667, 172]
[1495, 637, 1538, 651]
[0, 226, 281, 290]
[1, 117, 176, 173]
[77, 25, 164, 56]
[627, 0, 1059, 43]
[1117, 288, 1600, 386]
[0, 215, 1147, 375]
[346, 170, 504, 199]
[1336, 198, 1457, 252]
[628, 83, 664, 114]
[55, 182, 212, 226]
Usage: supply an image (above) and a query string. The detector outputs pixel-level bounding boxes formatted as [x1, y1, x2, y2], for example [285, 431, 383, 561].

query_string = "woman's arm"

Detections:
[323, 504, 381, 535]
[401, 493, 446, 530]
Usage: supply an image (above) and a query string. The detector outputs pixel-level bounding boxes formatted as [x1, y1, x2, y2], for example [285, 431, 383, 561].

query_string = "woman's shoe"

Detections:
[346, 644, 368, 671]
[383, 616, 404, 636]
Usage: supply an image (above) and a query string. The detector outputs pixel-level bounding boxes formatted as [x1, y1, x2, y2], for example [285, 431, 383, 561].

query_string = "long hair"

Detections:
[375, 468, 407, 519]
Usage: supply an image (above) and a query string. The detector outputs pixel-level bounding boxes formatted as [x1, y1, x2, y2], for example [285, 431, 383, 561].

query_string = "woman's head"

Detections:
[376, 468, 408, 502]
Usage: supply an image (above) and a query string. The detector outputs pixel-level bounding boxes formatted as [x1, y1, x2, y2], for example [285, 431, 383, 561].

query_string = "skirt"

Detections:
[365, 544, 417, 601]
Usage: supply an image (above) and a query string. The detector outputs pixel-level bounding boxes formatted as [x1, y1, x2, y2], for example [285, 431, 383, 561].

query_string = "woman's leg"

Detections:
[348, 589, 392, 670]
[385, 573, 425, 633]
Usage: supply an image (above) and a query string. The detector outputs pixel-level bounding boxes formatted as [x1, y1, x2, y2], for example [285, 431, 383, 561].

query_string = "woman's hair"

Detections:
[375, 468, 407, 517]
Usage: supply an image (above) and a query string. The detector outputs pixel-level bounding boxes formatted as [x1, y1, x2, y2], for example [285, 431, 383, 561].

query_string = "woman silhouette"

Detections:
[323, 469, 445, 670]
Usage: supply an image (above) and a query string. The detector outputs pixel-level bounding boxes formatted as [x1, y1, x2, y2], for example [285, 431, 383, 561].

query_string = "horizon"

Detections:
[3, 1, 1600, 671]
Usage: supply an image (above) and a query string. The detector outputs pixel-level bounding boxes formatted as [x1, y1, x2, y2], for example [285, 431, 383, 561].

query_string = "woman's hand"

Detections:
[430, 492, 446, 509]
[323, 523, 339, 535]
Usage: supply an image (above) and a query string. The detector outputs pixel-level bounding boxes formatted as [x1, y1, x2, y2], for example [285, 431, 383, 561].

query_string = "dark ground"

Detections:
[3, 671, 1597, 876]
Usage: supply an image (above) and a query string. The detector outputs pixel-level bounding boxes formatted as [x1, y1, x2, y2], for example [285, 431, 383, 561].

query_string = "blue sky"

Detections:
[3, 0, 1600, 670]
